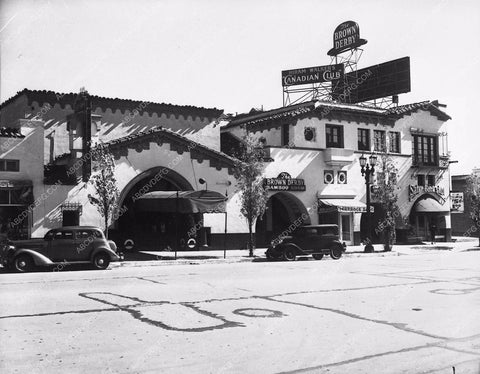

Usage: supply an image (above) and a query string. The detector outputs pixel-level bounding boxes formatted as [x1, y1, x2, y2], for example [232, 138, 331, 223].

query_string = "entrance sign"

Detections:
[281, 64, 344, 87]
[450, 192, 464, 213]
[328, 21, 367, 56]
[409, 185, 445, 202]
[264, 172, 306, 191]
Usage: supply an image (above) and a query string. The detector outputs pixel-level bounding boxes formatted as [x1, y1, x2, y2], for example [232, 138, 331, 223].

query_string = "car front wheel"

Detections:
[14, 254, 34, 272]
[93, 253, 110, 270]
[330, 245, 343, 260]
[283, 247, 296, 261]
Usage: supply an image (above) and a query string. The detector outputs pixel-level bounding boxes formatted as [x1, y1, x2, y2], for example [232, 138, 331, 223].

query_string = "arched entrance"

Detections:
[113, 167, 196, 250]
[408, 194, 449, 242]
[255, 192, 310, 247]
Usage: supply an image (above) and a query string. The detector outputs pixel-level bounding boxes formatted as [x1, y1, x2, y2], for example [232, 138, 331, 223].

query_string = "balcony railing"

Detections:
[411, 154, 449, 169]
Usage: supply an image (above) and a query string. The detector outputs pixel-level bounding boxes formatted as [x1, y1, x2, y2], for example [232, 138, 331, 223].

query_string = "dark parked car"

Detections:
[265, 224, 346, 261]
[0, 226, 122, 272]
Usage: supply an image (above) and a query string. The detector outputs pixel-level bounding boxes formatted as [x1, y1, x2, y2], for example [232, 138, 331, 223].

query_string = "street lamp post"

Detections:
[359, 153, 377, 253]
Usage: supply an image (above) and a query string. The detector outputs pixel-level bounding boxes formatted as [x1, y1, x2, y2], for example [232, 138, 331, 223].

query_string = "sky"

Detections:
[0, 0, 479, 175]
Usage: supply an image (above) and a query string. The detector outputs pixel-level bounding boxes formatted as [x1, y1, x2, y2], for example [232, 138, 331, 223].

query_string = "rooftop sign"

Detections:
[332, 56, 411, 103]
[328, 21, 367, 56]
[281, 64, 344, 87]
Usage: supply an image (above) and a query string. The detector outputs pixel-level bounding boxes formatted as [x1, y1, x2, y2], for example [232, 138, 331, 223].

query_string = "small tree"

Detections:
[233, 133, 269, 257]
[87, 144, 119, 239]
[465, 171, 480, 247]
[372, 146, 401, 251]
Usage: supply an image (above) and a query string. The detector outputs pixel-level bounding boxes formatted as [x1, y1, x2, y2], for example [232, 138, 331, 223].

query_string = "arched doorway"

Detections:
[255, 192, 310, 247]
[113, 167, 196, 250]
[408, 194, 449, 242]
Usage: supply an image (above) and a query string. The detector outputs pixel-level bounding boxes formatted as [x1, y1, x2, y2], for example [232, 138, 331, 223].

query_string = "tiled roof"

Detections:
[101, 126, 237, 168]
[387, 101, 451, 121]
[0, 89, 224, 119]
[224, 101, 317, 128]
[224, 99, 451, 128]
[0, 127, 24, 138]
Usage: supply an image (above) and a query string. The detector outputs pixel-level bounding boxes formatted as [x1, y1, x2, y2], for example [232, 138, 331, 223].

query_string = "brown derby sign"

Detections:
[408, 185, 445, 202]
[328, 21, 367, 56]
[264, 172, 306, 191]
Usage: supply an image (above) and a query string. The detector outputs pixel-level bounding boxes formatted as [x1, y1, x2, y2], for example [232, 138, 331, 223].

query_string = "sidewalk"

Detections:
[112, 237, 479, 268]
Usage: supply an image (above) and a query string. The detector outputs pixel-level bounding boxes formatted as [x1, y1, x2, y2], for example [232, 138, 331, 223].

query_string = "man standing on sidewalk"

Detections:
[429, 222, 437, 244]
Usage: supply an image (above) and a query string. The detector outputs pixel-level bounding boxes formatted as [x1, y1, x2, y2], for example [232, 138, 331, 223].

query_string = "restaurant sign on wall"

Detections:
[264, 172, 306, 191]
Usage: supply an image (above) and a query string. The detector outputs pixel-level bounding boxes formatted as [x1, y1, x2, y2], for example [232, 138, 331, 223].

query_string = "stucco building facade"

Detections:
[1, 88, 453, 249]
[0, 89, 249, 249]
[221, 100, 452, 246]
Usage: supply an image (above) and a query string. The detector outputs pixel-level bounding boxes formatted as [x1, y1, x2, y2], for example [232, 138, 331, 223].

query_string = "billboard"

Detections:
[282, 64, 344, 87]
[333, 56, 411, 103]
[328, 21, 367, 56]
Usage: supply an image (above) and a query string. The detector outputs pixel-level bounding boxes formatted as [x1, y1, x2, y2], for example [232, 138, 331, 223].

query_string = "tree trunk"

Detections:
[248, 222, 253, 257]
[104, 215, 109, 239]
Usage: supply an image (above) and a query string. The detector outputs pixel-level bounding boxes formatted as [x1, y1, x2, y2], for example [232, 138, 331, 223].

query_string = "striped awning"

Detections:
[318, 199, 372, 213]
[414, 197, 449, 213]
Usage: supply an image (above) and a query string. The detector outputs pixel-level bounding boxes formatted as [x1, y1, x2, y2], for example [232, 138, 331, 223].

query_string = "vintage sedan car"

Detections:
[0, 226, 122, 272]
[265, 224, 346, 261]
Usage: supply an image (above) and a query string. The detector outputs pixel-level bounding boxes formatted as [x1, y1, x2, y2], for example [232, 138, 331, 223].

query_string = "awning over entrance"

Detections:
[136, 190, 227, 213]
[318, 199, 371, 213]
[414, 197, 449, 213]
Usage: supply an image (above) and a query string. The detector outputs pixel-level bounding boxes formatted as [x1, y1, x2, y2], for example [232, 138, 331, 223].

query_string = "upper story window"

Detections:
[357, 128, 370, 151]
[326, 124, 344, 148]
[373, 130, 386, 152]
[0, 159, 20, 172]
[427, 175, 435, 186]
[417, 174, 425, 187]
[413, 134, 438, 166]
[389, 132, 401, 153]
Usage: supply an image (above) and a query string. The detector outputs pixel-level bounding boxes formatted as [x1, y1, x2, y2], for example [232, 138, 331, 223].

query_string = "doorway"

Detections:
[340, 213, 352, 244]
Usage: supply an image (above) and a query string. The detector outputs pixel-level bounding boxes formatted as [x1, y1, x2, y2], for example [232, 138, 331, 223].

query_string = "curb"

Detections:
[111, 250, 401, 268]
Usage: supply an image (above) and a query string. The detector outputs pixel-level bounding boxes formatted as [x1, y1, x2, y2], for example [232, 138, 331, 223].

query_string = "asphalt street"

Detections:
[0, 247, 479, 373]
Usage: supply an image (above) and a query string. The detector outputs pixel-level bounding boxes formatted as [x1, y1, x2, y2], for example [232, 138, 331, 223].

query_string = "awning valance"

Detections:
[136, 190, 227, 213]
[414, 197, 449, 213]
[318, 198, 372, 213]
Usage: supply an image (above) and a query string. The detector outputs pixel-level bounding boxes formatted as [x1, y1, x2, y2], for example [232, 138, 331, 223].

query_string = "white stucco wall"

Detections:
[0, 120, 45, 237]
[224, 106, 452, 235]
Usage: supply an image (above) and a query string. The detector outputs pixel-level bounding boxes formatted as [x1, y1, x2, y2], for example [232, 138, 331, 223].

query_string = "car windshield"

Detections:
[322, 227, 338, 235]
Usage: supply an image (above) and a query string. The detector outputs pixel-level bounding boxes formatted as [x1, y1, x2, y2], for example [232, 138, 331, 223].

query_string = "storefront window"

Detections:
[0, 190, 9, 204]
[0, 159, 20, 172]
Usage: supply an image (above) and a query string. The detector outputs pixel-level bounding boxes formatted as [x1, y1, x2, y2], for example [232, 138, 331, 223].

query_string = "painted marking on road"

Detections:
[233, 308, 285, 318]
[135, 277, 166, 285]
[78, 292, 243, 332]
[261, 296, 449, 340]
[430, 286, 480, 295]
